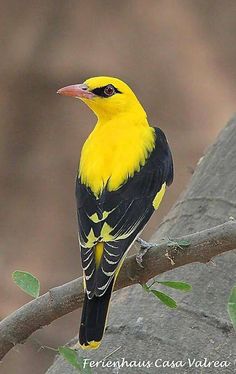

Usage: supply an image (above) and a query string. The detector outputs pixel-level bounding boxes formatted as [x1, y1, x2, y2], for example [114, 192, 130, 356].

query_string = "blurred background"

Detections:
[1, 0, 236, 373]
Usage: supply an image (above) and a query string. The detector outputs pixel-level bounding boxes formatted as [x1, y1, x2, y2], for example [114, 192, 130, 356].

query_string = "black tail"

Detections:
[79, 280, 114, 349]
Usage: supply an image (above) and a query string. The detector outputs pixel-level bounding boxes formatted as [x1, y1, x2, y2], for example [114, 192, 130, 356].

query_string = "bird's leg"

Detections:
[136, 237, 154, 268]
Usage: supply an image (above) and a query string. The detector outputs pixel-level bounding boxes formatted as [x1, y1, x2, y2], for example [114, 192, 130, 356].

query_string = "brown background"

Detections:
[1, 1, 236, 373]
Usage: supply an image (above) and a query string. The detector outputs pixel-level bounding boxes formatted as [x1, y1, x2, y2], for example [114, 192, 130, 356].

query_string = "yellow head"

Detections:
[57, 76, 146, 121]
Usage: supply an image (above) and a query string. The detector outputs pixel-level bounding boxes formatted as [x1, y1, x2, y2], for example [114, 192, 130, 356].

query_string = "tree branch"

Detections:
[0, 220, 236, 360]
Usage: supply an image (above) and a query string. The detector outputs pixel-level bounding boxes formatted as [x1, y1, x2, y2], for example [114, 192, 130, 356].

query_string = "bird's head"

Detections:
[57, 76, 146, 121]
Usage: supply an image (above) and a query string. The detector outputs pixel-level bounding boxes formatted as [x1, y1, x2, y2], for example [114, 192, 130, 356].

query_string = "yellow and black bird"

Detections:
[57, 77, 173, 349]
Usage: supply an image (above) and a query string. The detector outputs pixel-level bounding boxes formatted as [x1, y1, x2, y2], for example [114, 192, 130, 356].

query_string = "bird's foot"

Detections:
[136, 237, 154, 268]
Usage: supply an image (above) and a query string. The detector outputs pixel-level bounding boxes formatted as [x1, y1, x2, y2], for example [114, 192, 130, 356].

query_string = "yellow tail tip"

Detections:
[72, 340, 101, 350]
[81, 340, 101, 350]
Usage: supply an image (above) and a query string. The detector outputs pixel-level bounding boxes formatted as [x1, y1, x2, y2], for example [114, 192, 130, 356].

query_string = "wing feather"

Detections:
[76, 127, 173, 297]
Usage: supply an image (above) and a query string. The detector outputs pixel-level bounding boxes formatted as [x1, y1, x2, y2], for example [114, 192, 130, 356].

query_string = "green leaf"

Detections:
[157, 280, 192, 292]
[150, 290, 177, 309]
[58, 347, 92, 373]
[167, 239, 191, 249]
[58, 347, 81, 370]
[228, 286, 236, 331]
[176, 239, 191, 247]
[12, 270, 40, 298]
[141, 283, 150, 292]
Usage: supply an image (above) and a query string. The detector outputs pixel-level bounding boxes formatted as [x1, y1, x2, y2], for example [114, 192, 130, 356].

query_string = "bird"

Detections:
[57, 76, 173, 350]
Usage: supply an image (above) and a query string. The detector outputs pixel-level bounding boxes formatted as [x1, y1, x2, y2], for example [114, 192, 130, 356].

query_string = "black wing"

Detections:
[76, 127, 173, 298]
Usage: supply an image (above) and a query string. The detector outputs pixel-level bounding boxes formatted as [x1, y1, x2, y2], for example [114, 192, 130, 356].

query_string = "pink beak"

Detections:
[57, 83, 94, 99]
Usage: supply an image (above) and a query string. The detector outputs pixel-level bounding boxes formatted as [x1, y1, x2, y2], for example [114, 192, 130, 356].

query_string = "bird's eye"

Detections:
[104, 85, 115, 97]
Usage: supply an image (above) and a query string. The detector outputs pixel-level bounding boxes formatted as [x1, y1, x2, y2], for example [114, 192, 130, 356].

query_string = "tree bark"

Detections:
[47, 116, 236, 373]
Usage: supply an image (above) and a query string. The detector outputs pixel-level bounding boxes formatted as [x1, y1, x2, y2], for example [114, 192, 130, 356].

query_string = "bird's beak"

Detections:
[57, 83, 94, 99]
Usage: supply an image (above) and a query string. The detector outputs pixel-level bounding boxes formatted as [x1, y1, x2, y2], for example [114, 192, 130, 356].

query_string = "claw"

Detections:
[136, 237, 153, 268]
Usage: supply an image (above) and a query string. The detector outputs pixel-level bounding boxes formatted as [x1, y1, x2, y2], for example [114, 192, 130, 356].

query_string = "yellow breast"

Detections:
[79, 118, 155, 197]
